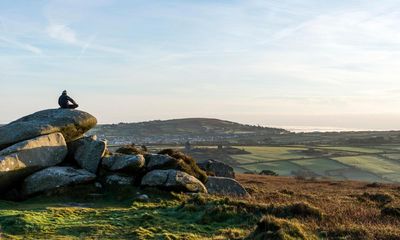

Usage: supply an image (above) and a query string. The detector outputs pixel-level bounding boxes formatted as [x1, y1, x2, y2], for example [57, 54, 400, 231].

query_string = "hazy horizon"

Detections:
[2, 0, 400, 130]
[3, 112, 400, 132]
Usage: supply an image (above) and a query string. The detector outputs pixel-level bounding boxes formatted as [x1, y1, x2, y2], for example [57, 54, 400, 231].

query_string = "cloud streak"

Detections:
[45, 22, 126, 56]
[0, 36, 42, 54]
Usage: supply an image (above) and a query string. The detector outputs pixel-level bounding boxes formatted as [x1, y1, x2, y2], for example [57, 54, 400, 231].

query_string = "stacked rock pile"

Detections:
[0, 109, 249, 200]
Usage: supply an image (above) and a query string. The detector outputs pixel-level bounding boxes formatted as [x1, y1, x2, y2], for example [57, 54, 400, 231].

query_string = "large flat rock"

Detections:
[0, 133, 68, 193]
[21, 166, 96, 196]
[205, 176, 250, 198]
[102, 154, 145, 172]
[69, 136, 107, 174]
[198, 159, 235, 178]
[141, 169, 207, 193]
[145, 154, 176, 170]
[0, 109, 97, 150]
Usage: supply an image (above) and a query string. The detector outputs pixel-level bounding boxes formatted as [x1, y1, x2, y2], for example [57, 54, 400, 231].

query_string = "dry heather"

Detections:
[1, 174, 399, 239]
[237, 174, 400, 239]
[116, 144, 148, 155]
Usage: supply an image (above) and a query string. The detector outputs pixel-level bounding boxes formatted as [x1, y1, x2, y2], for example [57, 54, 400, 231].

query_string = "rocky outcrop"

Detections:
[0, 109, 244, 200]
[141, 169, 207, 193]
[0, 109, 97, 150]
[198, 159, 235, 178]
[205, 176, 250, 198]
[69, 135, 107, 173]
[21, 166, 96, 196]
[0, 133, 68, 193]
[102, 154, 145, 172]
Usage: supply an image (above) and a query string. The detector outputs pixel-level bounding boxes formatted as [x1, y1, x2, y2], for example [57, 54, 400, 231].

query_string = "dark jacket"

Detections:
[58, 94, 77, 108]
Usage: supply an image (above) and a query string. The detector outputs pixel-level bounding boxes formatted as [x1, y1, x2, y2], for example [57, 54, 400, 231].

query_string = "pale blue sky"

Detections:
[1, 0, 400, 129]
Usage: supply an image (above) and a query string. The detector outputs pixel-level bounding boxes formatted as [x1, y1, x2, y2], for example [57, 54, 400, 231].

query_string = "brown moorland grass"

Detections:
[236, 174, 400, 239]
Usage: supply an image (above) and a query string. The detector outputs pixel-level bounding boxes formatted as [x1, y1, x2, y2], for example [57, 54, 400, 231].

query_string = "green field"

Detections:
[291, 158, 347, 176]
[317, 146, 383, 153]
[227, 144, 400, 183]
[383, 154, 400, 161]
[240, 161, 305, 176]
[231, 146, 308, 163]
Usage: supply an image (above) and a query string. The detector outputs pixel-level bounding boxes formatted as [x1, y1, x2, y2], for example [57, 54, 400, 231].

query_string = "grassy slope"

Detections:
[1, 175, 400, 239]
[0, 189, 251, 240]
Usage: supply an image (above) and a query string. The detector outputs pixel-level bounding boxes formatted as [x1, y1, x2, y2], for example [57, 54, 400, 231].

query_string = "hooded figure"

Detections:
[58, 90, 79, 109]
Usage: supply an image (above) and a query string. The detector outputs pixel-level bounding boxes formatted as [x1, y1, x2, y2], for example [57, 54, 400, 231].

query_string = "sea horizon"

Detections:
[271, 125, 400, 133]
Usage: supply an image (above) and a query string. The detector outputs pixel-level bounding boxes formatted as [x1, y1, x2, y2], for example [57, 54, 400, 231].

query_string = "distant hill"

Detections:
[89, 118, 288, 144]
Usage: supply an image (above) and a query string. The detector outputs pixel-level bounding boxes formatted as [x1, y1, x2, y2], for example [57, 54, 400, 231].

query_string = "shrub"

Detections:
[259, 170, 278, 176]
[200, 204, 249, 224]
[280, 189, 295, 196]
[116, 144, 147, 155]
[381, 206, 400, 218]
[270, 202, 323, 220]
[359, 192, 393, 206]
[365, 182, 382, 188]
[158, 149, 208, 183]
[246, 215, 317, 240]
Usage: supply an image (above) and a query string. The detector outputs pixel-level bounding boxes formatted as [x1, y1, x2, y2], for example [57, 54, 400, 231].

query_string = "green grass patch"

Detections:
[0, 191, 256, 239]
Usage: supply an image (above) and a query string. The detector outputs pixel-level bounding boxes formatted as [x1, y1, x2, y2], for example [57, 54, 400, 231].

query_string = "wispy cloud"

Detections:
[46, 23, 77, 44]
[45, 22, 125, 56]
[0, 17, 42, 55]
[0, 36, 42, 55]
[77, 35, 96, 60]
[43, 1, 125, 56]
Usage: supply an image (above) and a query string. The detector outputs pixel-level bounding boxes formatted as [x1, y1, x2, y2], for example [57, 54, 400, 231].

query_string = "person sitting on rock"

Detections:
[58, 90, 79, 109]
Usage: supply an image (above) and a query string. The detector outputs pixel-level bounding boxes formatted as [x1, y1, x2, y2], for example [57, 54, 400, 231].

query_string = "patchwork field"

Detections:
[229, 144, 400, 183]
